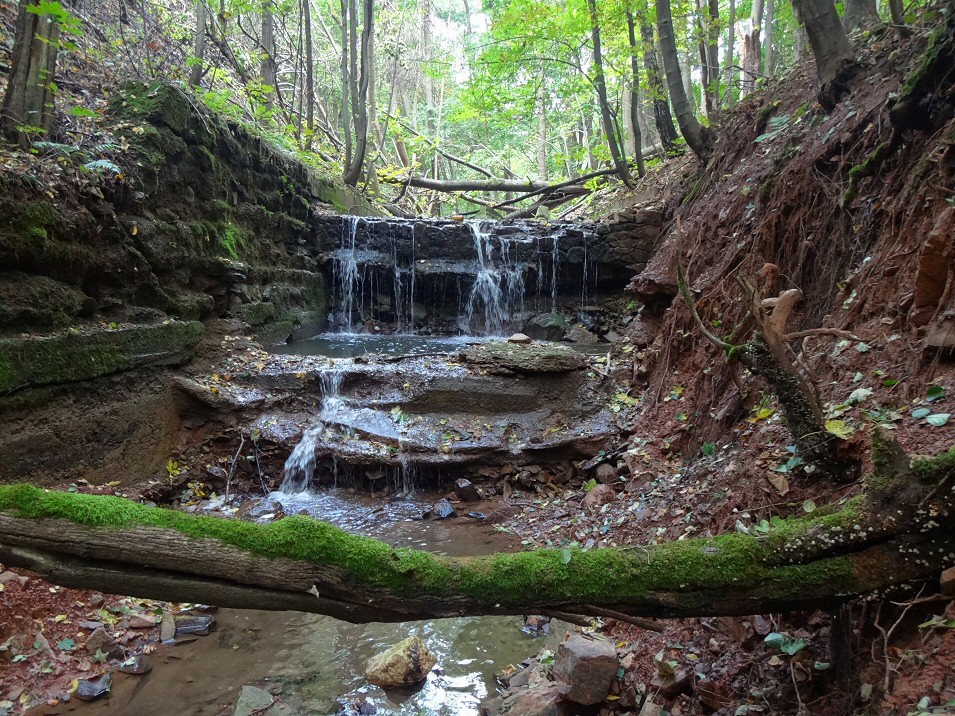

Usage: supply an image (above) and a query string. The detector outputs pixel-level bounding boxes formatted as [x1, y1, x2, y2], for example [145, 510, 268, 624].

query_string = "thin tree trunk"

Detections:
[626, 7, 646, 177]
[639, 15, 679, 152]
[656, 0, 715, 161]
[340, 0, 352, 169]
[888, 0, 909, 37]
[261, 0, 278, 102]
[343, 0, 373, 186]
[763, 0, 775, 77]
[189, 2, 208, 87]
[587, 0, 633, 187]
[707, 0, 720, 106]
[844, 0, 880, 32]
[725, 0, 736, 104]
[2, 0, 61, 147]
[303, 0, 315, 149]
[695, 0, 713, 116]
[792, 0, 856, 110]
[536, 70, 547, 180]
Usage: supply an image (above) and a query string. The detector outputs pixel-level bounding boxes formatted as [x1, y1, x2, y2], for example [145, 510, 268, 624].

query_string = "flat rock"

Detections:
[234, 685, 274, 716]
[175, 614, 216, 636]
[453, 478, 480, 502]
[160, 611, 176, 641]
[76, 674, 111, 702]
[365, 635, 437, 688]
[493, 682, 563, 716]
[551, 634, 618, 705]
[458, 342, 585, 374]
[650, 668, 693, 699]
[564, 323, 599, 344]
[119, 654, 153, 675]
[128, 614, 157, 629]
[507, 333, 532, 344]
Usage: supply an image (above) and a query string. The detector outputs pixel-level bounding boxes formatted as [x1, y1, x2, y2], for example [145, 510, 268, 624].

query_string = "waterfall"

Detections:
[279, 369, 344, 492]
[465, 221, 527, 335]
[333, 217, 361, 332]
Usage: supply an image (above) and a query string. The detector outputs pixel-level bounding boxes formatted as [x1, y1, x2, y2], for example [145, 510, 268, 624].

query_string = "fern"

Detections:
[83, 159, 122, 175]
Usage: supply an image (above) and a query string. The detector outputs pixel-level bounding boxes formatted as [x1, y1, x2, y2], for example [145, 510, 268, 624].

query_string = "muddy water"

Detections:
[67, 490, 564, 716]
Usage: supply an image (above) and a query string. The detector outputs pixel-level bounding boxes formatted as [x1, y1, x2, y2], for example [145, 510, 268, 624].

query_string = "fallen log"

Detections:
[0, 440, 952, 624]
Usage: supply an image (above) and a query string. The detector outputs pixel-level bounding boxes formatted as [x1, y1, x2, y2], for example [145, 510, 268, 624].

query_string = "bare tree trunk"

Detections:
[339, 0, 352, 169]
[725, 0, 736, 104]
[763, 0, 775, 77]
[657, 0, 715, 161]
[260, 0, 278, 102]
[888, 0, 909, 36]
[587, 0, 634, 187]
[639, 15, 679, 151]
[626, 7, 647, 177]
[303, 0, 315, 149]
[707, 0, 720, 106]
[536, 70, 547, 180]
[695, 0, 714, 116]
[792, 0, 856, 110]
[343, 0, 373, 186]
[2, 0, 61, 147]
[189, 2, 208, 87]
[844, 0, 880, 32]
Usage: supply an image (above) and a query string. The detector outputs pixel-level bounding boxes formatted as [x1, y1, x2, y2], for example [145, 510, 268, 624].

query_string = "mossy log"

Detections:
[0, 444, 952, 624]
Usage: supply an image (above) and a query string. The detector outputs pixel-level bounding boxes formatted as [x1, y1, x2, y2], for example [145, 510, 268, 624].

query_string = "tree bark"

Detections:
[844, 0, 880, 32]
[655, 0, 715, 161]
[763, 0, 775, 77]
[0, 456, 952, 624]
[707, 0, 721, 105]
[260, 0, 278, 101]
[303, 0, 315, 149]
[536, 69, 548, 180]
[725, 0, 736, 104]
[587, 0, 634, 187]
[189, 2, 208, 87]
[626, 7, 647, 177]
[343, 0, 373, 186]
[792, 0, 856, 110]
[2, 0, 61, 147]
[638, 17, 679, 152]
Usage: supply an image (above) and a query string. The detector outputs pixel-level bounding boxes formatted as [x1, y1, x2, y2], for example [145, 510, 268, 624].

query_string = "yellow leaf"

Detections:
[130, 225, 138, 236]
[67, 680, 79, 694]
[53, 614, 68, 623]
[825, 419, 854, 439]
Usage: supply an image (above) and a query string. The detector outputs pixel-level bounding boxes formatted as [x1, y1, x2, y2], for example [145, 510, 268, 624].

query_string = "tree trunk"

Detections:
[738, 21, 760, 97]
[707, 0, 721, 105]
[638, 17, 679, 152]
[656, 0, 715, 161]
[725, 0, 736, 105]
[342, 0, 373, 186]
[844, 0, 880, 32]
[695, 0, 714, 116]
[536, 70, 547, 180]
[189, 2, 208, 87]
[1, 452, 952, 623]
[303, 0, 315, 149]
[626, 7, 647, 177]
[763, 0, 775, 77]
[587, 0, 634, 188]
[888, 0, 909, 37]
[260, 0, 278, 101]
[2, 0, 61, 147]
[791, 0, 856, 110]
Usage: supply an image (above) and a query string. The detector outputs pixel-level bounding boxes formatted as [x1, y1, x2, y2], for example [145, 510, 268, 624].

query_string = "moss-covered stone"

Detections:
[0, 321, 202, 393]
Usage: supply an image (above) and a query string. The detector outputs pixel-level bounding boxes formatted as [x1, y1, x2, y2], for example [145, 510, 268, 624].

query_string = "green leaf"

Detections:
[69, 106, 97, 119]
[855, 342, 871, 353]
[825, 419, 854, 439]
[849, 388, 873, 403]
[803, 499, 816, 513]
[912, 408, 931, 419]
[92, 649, 108, 664]
[882, 379, 900, 387]
[781, 637, 808, 655]
[582, 478, 597, 493]
[814, 661, 831, 670]
[559, 548, 572, 565]
[56, 638, 75, 652]
[926, 413, 950, 427]
[763, 632, 785, 650]
[12, 654, 28, 662]
[701, 442, 716, 456]
[927, 385, 946, 402]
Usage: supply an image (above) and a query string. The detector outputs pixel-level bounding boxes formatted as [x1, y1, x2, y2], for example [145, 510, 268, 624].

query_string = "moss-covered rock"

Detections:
[0, 321, 202, 393]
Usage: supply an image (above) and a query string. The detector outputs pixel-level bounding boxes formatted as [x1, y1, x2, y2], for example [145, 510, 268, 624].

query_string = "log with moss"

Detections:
[0, 440, 952, 624]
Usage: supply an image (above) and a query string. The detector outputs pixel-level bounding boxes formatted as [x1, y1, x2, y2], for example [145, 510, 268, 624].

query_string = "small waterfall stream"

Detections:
[280, 369, 344, 492]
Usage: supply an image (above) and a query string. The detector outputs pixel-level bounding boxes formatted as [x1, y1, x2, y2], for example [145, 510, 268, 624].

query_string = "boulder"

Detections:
[581, 484, 616, 510]
[564, 323, 599, 344]
[453, 478, 481, 502]
[594, 463, 619, 485]
[523, 313, 567, 341]
[365, 635, 437, 688]
[76, 674, 111, 702]
[234, 685, 275, 716]
[551, 634, 618, 705]
[485, 682, 563, 716]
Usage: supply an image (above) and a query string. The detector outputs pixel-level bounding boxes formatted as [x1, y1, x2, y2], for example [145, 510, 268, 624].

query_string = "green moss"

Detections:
[911, 446, 955, 485]
[0, 321, 202, 393]
[0, 485, 866, 606]
[219, 222, 243, 260]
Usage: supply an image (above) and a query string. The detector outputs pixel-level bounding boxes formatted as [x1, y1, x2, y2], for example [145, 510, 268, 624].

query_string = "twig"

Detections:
[224, 433, 246, 506]
[790, 660, 806, 715]
[876, 585, 926, 694]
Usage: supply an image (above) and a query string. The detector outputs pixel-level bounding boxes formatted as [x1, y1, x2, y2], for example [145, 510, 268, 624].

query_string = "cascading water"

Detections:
[464, 221, 527, 335]
[280, 369, 344, 492]
[333, 217, 361, 332]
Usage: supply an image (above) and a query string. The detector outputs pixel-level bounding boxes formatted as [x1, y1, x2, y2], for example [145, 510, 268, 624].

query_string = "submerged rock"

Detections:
[234, 685, 275, 716]
[364, 635, 437, 688]
[551, 634, 618, 705]
[430, 498, 457, 519]
[76, 674, 111, 702]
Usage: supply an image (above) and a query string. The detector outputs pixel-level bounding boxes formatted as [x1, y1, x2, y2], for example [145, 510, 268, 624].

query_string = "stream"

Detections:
[68, 490, 564, 716]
